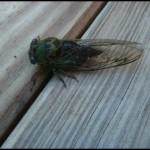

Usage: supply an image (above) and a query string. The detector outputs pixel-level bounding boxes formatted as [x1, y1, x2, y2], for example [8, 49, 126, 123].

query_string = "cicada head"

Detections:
[28, 38, 38, 64]
[28, 37, 62, 65]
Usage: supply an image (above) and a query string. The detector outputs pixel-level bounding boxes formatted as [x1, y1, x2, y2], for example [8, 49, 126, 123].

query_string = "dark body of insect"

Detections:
[28, 37, 143, 85]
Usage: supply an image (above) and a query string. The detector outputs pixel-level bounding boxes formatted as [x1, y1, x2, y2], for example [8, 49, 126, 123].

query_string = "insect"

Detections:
[28, 36, 144, 86]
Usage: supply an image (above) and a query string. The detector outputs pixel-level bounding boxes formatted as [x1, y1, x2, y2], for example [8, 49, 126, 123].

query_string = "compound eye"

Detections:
[30, 38, 38, 47]
[30, 56, 36, 64]
[28, 51, 36, 64]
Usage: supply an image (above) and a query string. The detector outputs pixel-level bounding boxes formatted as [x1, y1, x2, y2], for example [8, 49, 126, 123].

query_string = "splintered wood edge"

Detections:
[0, 1, 107, 146]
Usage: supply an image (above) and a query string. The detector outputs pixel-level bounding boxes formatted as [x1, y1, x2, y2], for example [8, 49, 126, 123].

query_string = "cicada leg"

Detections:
[52, 68, 67, 87]
[58, 69, 79, 82]
[52, 68, 79, 87]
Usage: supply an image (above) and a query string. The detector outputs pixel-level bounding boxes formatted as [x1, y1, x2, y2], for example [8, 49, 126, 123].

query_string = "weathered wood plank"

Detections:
[2, 1, 150, 148]
[0, 1, 106, 144]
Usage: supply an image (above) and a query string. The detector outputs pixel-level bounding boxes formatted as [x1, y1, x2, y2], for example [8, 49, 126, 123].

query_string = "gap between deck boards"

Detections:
[0, 1, 107, 146]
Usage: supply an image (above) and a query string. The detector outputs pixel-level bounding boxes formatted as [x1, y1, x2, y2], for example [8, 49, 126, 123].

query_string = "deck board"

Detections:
[2, 1, 150, 148]
[0, 1, 106, 144]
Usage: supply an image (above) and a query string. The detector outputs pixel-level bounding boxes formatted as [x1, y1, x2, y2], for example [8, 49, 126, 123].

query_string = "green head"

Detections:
[28, 37, 61, 65]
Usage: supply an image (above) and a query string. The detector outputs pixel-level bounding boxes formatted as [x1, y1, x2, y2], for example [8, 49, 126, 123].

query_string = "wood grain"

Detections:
[64, 1, 106, 39]
[2, 1, 150, 148]
[0, 1, 106, 144]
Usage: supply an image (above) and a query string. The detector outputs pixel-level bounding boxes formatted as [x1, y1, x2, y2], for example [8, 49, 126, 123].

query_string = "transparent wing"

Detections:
[74, 39, 140, 46]
[52, 39, 144, 71]
[72, 39, 144, 71]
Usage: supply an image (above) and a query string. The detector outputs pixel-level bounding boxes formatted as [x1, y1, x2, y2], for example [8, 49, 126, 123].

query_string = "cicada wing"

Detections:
[74, 39, 141, 46]
[73, 39, 144, 71]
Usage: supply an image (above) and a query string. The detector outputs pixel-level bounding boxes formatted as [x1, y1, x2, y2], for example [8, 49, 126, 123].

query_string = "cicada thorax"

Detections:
[59, 40, 103, 67]
[62, 40, 79, 50]
[59, 40, 87, 66]
[34, 37, 63, 65]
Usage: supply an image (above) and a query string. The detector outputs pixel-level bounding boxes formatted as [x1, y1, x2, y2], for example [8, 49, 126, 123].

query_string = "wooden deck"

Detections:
[1, 1, 150, 148]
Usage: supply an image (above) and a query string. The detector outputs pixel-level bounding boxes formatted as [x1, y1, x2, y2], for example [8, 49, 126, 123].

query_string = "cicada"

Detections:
[28, 36, 143, 86]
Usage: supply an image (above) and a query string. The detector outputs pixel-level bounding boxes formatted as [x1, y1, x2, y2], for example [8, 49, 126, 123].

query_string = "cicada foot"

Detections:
[52, 68, 79, 87]
[58, 69, 79, 82]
